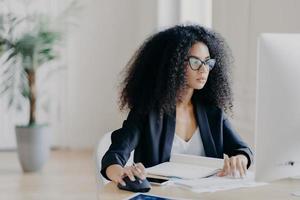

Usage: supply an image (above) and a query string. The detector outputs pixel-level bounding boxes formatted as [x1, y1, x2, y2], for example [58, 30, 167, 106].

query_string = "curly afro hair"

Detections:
[119, 24, 234, 115]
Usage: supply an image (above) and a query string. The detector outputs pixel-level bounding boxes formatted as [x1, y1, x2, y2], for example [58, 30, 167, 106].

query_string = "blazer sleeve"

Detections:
[222, 113, 254, 169]
[100, 110, 144, 180]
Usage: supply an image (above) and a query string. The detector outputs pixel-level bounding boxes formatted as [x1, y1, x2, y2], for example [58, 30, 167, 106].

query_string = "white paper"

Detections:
[171, 172, 267, 193]
[146, 161, 220, 179]
[170, 154, 224, 168]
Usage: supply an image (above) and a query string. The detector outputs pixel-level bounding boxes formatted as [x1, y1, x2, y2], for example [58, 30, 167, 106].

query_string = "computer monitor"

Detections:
[255, 33, 300, 182]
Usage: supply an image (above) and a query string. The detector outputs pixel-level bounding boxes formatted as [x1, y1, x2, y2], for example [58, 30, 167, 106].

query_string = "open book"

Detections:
[146, 154, 223, 180]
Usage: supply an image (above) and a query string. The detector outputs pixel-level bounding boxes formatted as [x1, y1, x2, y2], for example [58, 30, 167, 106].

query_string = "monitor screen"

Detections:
[255, 33, 300, 182]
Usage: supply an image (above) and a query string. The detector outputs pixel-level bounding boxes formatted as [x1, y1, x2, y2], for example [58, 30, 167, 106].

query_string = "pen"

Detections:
[132, 162, 139, 171]
[202, 169, 222, 178]
[132, 162, 143, 183]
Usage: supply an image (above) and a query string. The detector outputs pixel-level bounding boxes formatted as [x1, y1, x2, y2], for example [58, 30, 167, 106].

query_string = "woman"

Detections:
[101, 24, 253, 186]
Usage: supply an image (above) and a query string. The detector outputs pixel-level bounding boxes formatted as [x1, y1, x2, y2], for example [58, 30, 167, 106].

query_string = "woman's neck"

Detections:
[177, 88, 194, 108]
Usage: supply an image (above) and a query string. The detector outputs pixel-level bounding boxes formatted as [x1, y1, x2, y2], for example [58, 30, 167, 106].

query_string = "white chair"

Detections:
[94, 131, 134, 189]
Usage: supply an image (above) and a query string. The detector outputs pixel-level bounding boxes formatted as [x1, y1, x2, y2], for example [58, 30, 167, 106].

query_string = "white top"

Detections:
[171, 127, 206, 156]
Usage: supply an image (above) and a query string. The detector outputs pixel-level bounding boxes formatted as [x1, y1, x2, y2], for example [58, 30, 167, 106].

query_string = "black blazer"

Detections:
[101, 102, 253, 180]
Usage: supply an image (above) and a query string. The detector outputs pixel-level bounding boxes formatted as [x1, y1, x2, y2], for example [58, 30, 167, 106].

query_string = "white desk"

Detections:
[99, 155, 300, 199]
[99, 178, 300, 200]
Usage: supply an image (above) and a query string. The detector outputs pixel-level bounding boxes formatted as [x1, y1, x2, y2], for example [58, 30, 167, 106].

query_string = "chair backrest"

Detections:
[94, 131, 134, 188]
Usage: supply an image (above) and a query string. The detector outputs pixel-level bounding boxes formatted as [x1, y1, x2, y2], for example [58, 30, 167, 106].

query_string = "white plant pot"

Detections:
[15, 125, 50, 172]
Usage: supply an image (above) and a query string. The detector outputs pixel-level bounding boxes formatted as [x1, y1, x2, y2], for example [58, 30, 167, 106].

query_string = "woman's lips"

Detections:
[197, 77, 206, 81]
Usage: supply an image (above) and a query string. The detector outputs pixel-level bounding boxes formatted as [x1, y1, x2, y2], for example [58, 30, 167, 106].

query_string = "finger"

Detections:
[111, 173, 126, 186]
[135, 163, 146, 173]
[111, 170, 125, 183]
[217, 167, 225, 177]
[218, 156, 230, 177]
[242, 159, 248, 176]
[134, 166, 142, 173]
[217, 170, 226, 177]
[134, 163, 146, 179]
[124, 167, 136, 181]
[236, 158, 245, 178]
[223, 156, 231, 176]
[229, 156, 237, 177]
[132, 166, 146, 180]
[117, 177, 126, 186]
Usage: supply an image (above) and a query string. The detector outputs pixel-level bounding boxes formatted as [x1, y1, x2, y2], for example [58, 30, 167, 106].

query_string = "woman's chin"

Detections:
[193, 83, 206, 90]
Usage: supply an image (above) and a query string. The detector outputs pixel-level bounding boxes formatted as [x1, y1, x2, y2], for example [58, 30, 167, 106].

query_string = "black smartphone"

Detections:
[146, 177, 169, 186]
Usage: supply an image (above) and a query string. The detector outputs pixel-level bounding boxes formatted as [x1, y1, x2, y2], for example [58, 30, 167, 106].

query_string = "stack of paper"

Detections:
[145, 154, 267, 194]
[172, 172, 267, 193]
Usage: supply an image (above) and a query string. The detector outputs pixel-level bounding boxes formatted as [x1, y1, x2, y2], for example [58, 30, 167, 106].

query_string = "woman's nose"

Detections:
[198, 65, 209, 73]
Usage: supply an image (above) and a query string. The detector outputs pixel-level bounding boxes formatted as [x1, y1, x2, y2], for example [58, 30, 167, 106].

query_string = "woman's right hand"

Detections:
[106, 163, 146, 186]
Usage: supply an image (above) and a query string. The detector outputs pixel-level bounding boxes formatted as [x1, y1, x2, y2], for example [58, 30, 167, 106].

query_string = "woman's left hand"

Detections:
[217, 154, 248, 178]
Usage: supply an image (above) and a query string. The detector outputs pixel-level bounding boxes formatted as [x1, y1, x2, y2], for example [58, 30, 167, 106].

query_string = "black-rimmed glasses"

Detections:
[184, 56, 216, 71]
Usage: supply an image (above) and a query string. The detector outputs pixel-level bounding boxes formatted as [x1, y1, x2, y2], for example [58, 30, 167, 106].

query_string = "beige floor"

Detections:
[0, 150, 97, 200]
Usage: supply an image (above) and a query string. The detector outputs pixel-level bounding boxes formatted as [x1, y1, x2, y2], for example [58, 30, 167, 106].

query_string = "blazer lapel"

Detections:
[195, 103, 217, 158]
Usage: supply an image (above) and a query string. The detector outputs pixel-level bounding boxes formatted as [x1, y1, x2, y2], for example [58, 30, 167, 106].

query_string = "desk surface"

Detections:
[99, 178, 300, 200]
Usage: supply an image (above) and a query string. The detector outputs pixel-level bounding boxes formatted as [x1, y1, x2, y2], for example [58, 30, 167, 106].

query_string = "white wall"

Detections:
[65, 0, 213, 148]
[65, 0, 158, 148]
[212, 0, 300, 148]
[157, 0, 212, 29]
[0, 104, 16, 149]
[180, 0, 212, 27]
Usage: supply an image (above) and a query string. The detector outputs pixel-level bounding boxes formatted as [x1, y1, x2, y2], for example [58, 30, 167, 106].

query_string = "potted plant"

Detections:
[0, 1, 78, 172]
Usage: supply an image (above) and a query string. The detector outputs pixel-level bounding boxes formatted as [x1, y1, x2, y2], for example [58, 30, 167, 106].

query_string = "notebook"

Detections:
[146, 162, 220, 179]
[146, 154, 223, 179]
